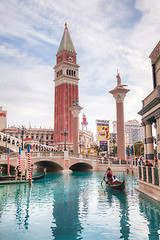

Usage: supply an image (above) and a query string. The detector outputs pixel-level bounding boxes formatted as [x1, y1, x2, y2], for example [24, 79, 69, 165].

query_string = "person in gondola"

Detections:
[112, 175, 119, 182]
[103, 166, 113, 184]
[106, 166, 113, 180]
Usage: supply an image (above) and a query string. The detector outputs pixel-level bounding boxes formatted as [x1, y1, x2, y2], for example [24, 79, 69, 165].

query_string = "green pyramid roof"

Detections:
[57, 23, 76, 54]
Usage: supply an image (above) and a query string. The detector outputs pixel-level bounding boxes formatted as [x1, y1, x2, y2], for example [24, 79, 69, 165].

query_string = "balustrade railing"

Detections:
[97, 158, 128, 165]
[138, 165, 160, 187]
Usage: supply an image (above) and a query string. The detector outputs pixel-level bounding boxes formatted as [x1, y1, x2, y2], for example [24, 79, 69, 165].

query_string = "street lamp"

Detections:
[18, 126, 26, 150]
[61, 128, 69, 151]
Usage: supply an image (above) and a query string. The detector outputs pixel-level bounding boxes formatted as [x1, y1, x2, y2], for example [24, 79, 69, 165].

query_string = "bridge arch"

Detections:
[69, 162, 93, 171]
[0, 164, 16, 175]
[33, 160, 63, 172]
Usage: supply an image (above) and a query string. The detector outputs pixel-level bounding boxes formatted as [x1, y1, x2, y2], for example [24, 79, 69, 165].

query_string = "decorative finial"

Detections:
[65, 22, 67, 28]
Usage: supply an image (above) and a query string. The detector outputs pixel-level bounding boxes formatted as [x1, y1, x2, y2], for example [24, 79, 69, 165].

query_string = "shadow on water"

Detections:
[104, 188, 130, 240]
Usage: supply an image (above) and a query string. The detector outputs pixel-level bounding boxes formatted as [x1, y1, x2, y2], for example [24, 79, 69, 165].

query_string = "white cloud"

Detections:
[0, 0, 160, 136]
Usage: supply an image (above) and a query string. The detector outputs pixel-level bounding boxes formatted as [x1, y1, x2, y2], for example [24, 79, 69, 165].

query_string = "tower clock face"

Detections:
[68, 56, 73, 62]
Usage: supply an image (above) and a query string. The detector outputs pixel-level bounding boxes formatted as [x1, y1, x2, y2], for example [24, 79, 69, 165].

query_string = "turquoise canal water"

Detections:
[0, 172, 160, 240]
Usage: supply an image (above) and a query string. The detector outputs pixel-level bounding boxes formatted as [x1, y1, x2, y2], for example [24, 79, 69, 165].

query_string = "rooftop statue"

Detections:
[116, 73, 121, 86]
[72, 100, 79, 107]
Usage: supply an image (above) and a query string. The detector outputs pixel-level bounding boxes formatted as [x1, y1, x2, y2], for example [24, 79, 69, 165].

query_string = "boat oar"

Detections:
[101, 172, 106, 185]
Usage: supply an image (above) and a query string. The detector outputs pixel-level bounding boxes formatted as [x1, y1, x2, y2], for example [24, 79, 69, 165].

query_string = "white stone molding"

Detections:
[70, 106, 83, 117]
[54, 78, 79, 87]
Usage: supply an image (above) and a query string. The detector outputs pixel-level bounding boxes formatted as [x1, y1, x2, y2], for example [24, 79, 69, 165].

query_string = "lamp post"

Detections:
[18, 126, 26, 150]
[61, 128, 69, 151]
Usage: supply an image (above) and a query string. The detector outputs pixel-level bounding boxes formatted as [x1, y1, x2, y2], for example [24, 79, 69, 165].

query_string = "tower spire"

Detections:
[57, 23, 76, 54]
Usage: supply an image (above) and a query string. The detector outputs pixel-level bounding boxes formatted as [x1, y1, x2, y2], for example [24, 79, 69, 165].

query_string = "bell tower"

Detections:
[54, 23, 79, 149]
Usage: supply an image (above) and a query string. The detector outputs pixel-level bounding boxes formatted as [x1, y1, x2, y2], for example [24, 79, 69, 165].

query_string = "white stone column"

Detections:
[109, 74, 130, 161]
[146, 166, 149, 183]
[146, 123, 154, 163]
[70, 105, 83, 154]
[156, 117, 160, 165]
[142, 123, 147, 160]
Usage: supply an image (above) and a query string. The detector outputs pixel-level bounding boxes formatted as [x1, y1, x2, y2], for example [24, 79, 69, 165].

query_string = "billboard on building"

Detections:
[96, 120, 109, 141]
[100, 141, 108, 151]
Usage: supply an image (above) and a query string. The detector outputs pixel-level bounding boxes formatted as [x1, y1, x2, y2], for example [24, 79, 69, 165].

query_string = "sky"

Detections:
[0, 0, 160, 137]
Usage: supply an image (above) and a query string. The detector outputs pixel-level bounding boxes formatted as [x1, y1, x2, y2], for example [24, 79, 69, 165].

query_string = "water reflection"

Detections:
[105, 189, 130, 240]
[0, 183, 32, 230]
[0, 172, 160, 240]
[139, 194, 160, 240]
[51, 172, 85, 239]
[24, 185, 31, 229]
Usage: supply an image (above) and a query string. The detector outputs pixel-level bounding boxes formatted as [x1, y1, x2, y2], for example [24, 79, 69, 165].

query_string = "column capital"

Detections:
[155, 113, 160, 119]
[70, 106, 83, 117]
[143, 120, 152, 125]
[141, 121, 146, 126]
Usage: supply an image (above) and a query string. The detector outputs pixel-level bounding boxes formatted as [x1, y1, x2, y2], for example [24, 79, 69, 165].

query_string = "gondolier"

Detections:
[106, 166, 113, 180]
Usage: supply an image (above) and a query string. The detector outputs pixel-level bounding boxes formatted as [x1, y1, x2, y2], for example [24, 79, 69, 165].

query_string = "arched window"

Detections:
[74, 71, 76, 77]
[71, 70, 73, 76]
[67, 69, 68, 75]
[69, 70, 71, 75]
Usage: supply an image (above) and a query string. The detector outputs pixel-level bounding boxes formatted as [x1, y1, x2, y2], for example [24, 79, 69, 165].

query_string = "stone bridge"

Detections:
[0, 151, 99, 173]
[0, 151, 128, 174]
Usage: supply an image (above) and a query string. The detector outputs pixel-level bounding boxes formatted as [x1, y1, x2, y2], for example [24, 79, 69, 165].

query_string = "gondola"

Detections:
[32, 171, 46, 181]
[106, 178, 125, 191]
[0, 169, 46, 182]
[0, 175, 17, 181]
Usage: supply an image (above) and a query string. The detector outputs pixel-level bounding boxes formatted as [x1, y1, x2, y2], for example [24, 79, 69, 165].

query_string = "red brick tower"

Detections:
[54, 23, 79, 149]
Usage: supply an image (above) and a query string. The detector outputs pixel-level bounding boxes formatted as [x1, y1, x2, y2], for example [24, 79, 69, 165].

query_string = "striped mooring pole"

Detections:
[27, 144, 32, 185]
[7, 148, 10, 176]
[18, 146, 22, 172]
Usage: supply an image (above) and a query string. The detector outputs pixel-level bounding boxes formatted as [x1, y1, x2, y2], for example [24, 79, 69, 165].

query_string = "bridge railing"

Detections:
[98, 158, 130, 165]
[138, 165, 160, 186]
[68, 153, 97, 160]
[24, 151, 64, 157]
[0, 152, 19, 160]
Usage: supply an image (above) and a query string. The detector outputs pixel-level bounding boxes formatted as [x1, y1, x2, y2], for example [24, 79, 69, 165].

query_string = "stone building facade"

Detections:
[125, 119, 143, 145]
[2, 126, 54, 147]
[138, 40, 160, 164]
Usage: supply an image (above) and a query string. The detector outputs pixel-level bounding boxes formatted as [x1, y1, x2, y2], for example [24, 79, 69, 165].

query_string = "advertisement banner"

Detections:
[100, 141, 108, 151]
[97, 126, 109, 140]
